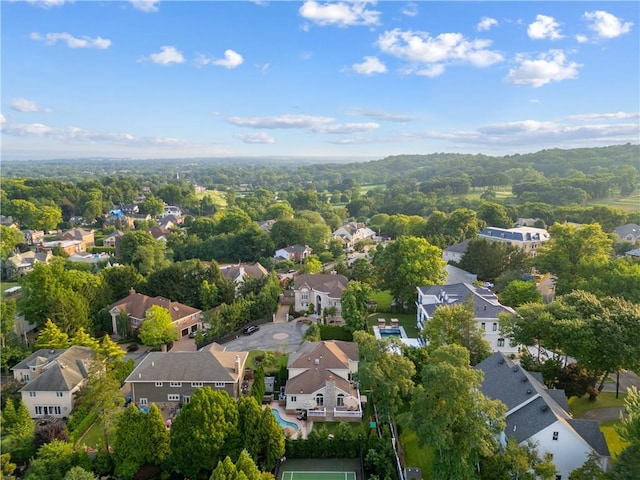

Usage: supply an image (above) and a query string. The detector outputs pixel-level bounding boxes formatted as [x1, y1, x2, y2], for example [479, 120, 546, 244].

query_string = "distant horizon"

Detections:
[2, 2, 638, 160]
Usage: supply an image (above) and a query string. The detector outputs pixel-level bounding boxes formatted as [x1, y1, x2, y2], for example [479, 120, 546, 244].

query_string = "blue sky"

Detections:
[1, 0, 638, 161]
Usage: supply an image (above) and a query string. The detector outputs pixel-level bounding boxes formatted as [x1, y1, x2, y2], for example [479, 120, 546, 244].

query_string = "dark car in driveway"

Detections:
[243, 325, 260, 335]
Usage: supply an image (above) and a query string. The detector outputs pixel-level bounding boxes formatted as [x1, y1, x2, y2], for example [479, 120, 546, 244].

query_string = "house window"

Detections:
[552, 431, 559, 441]
[170, 382, 182, 387]
[214, 382, 225, 388]
[168, 394, 180, 402]
[492, 323, 498, 331]
[183, 395, 190, 404]
[481, 322, 485, 330]
[337, 394, 345, 407]
[56, 392, 63, 397]
[140, 398, 148, 406]
[289, 395, 297, 403]
[316, 393, 324, 407]
[155, 382, 163, 387]
[29, 392, 36, 397]
[302, 294, 309, 300]
[497, 338, 505, 347]
[35, 406, 61, 416]
[191, 314, 197, 320]
[22, 374, 30, 382]
[191, 382, 203, 387]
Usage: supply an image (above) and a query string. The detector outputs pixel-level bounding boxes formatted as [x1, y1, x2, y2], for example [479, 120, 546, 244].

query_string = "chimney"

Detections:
[235, 355, 241, 375]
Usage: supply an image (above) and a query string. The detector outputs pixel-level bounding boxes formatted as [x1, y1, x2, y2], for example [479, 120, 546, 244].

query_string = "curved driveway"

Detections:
[220, 320, 309, 354]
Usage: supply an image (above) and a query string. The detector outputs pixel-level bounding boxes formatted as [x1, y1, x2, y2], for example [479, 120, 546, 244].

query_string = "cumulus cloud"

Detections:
[477, 17, 498, 31]
[10, 98, 52, 113]
[0, 114, 5, 125]
[507, 49, 581, 87]
[346, 108, 416, 122]
[527, 14, 564, 40]
[350, 56, 387, 75]
[143, 46, 185, 65]
[376, 29, 503, 76]
[30, 32, 111, 49]
[584, 10, 633, 39]
[21, 0, 68, 8]
[234, 132, 275, 144]
[130, 0, 159, 12]
[299, 0, 380, 27]
[314, 122, 379, 134]
[213, 50, 244, 69]
[575, 34, 589, 43]
[402, 2, 417, 17]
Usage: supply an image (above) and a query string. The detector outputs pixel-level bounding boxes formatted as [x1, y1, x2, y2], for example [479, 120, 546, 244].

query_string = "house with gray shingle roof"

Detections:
[219, 262, 269, 295]
[284, 340, 361, 421]
[274, 244, 313, 263]
[416, 283, 517, 353]
[476, 352, 610, 478]
[292, 273, 348, 319]
[124, 343, 248, 407]
[614, 223, 640, 243]
[442, 239, 470, 263]
[478, 226, 550, 255]
[16, 346, 95, 418]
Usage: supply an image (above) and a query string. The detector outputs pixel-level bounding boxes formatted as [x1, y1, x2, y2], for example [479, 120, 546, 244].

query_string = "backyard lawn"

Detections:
[78, 421, 115, 450]
[247, 350, 288, 374]
[400, 430, 433, 480]
[568, 392, 626, 418]
[600, 420, 630, 458]
[1, 282, 20, 299]
[366, 312, 419, 338]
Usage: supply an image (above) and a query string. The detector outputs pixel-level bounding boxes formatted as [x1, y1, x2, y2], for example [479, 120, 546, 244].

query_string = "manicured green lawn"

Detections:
[568, 392, 626, 418]
[247, 350, 288, 374]
[600, 420, 630, 459]
[194, 188, 227, 207]
[1, 282, 20, 299]
[367, 312, 419, 338]
[370, 290, 393, 312]
[78, 421, 116, 450]
[400, 430, 433, 479]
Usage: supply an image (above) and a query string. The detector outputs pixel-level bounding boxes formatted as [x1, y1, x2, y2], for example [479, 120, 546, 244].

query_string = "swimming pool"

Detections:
[271, 408, 299, 432]
[379, 328, 402, 337]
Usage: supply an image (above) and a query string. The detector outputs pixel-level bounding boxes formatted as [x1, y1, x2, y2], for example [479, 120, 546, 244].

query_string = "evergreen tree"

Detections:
[256, 407, 285, 472]
[34, 319, 70, 349]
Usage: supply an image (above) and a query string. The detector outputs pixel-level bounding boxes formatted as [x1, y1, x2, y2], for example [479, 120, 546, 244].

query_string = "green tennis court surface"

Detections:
[280, 472, 357, 480]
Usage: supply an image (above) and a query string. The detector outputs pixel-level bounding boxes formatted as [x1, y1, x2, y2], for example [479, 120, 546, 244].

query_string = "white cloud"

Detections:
[347, 108, 416, 122]
[575, 34, 589, 43]
[234, 132, 275, 144]
[1, 122, 55, 136]
[227, 114, 334, 129]
[477, 17, 498, 32]
[376, 29, 503, 76]
[30, 32, 111, 49]
[144, 46, 185, 65]
[130, 1, 159, 12]
[566, 112, 640, 121]
[402, 2, 417, 17]
[584, 10, 633, 39]
[10, 98, 52, 113]
[507, 50, 581, 87]
[350, 56, 387, 75]
[299, 0, 381, 27]
[527, 14, 564, 40]
[22, 0, 68, 8]
[213, 50, 244, 69]
[0, 114, 7, 126]
[314, 122, 379, 134]
[529, 99, 540, 104]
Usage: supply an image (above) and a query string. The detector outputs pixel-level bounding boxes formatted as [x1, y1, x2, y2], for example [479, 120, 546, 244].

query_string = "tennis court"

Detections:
[280, 472, 356, 480]
[278, 458, 361, 480]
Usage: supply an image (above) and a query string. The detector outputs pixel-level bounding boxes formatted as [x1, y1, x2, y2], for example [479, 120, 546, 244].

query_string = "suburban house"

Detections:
[476, 352, 610, 479]
[13, 346, 95, 418]
[21, 229, 44, 245]
[416, 283, 517, 354]
[219, 262, 269, 295]
[163, 205, 182, 217]
[125, 344, 248, 407]
[1, 215, 17, 228]
[443, 264, 477, 285]
[148, 225, 171, 241]
[102, 230, 124, 248]
[292, 273, 348, 319]
[442, 239, 470, 263]
[108, 289, 202, 338]
[332, 222, 376, 248]
[37, 240, 85, 256]
[158, 214, 183, 229]
[59, 228, 95, 249]
[478, 226, 550, 255]
[4, 250, 53, 280]
[613, 223, 640, 244]
[274, 245, 313, 263]
[283, 340, 362, 421]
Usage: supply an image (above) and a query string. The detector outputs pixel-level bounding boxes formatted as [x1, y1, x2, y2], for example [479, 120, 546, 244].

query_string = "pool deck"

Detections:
[268, 402, 310, 439]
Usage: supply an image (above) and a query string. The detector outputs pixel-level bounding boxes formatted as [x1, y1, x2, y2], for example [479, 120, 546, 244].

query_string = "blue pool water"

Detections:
[271, 408, 299, 431]
[380, 328, 402, 337]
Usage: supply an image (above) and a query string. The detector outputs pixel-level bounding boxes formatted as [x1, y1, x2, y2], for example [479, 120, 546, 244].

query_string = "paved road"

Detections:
[220, 320, 309, 354]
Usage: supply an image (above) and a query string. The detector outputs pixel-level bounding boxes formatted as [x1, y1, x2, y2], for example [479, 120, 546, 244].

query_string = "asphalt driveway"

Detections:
[220, 320, 309, 354]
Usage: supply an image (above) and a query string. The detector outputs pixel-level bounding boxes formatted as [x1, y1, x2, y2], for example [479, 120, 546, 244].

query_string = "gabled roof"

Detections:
[109, 290, 201, 321]
[479, 226, 549, 242]
[104, 230, 124, 239]
[288, 340, 358, 369]
[475, 352, 609, 457]
[444, 264, 477, 285]
[613, 223, 640, 239]
[442, 239, 470, 254]
[417, 283, 514, 318]
[12, 349, 65, 371]
[20, 346, 95, 392]
[279, 244, 312, 254]
[125, 345, 248, 384]
[293, 273, 348, 299]
[220, 263, 268, 282]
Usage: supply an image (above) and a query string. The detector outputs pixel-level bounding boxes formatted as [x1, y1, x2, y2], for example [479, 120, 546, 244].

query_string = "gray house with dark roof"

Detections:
[476, 352, 610, 479]
[613, 223, 640, 243]
[416, 283, 517, 353]
[124, 344, 248, 408]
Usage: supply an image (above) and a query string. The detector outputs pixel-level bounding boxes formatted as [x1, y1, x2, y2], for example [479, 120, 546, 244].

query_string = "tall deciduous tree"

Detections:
[138, 305, 178, 351]
[341, 281, 373, 332]
[0, 299, 16, 349]
[423, 302, 492, 366]
[170, 388, 239, 479]
[375, 236, 446, 308]
[498, 280, 542, 308]
[458, 238, 527, 282]
[0, 225, 25, 258]
[401, 345, 505, 480]
[118, 230, 167, 275]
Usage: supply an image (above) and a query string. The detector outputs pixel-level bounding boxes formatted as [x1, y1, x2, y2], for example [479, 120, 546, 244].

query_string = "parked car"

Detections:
[188, 331, 198, 338]
[242, 325, 260, 335]
[127, 343, 139, 352]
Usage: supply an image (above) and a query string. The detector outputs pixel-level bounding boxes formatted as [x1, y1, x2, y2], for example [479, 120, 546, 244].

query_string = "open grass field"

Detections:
[600, 420, 630, 459]
[568, 392, 627, 418]
[78, 421, 115, 450]
[195, 188, 227, 207]
[586, 192, 640, 213]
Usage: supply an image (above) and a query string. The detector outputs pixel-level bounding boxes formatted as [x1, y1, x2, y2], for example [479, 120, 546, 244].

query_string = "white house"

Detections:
[332, 222, 376, 248]
[416, 283, 518, 354]
[292, 273, 348, 319]
[14, 346, 95, 418]
[478, 226, 550, 255]
[476, 352, 610, 479]
[274, 245, 313, 263]
[284, 340, 361, 421]
[441, 239, 470, 263]
[219, 262, 269, 295]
